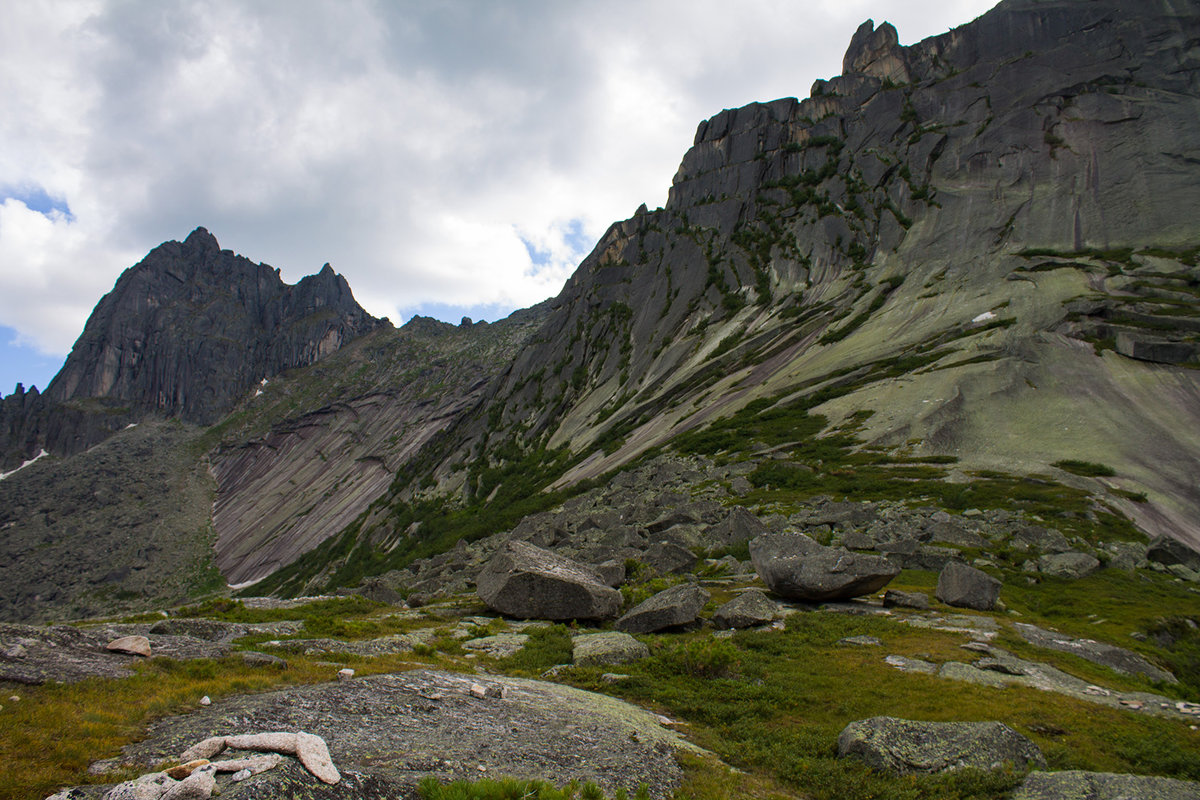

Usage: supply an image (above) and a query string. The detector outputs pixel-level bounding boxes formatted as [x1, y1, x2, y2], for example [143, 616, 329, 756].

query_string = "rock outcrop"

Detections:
[935, 562, 1001, 611]
[1011, 770, 1200, 800]
[615, 584, 710, 634]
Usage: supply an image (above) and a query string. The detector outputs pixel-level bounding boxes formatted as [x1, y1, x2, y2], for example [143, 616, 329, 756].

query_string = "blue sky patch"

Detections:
[0, 184, 74, 220]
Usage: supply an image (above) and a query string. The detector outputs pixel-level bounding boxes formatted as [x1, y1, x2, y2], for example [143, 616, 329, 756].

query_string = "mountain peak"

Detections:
[183, 226, 219, 252]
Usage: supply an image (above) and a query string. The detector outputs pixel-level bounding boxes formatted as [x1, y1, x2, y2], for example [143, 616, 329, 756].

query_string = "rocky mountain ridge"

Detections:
[0, 227, 382, 469]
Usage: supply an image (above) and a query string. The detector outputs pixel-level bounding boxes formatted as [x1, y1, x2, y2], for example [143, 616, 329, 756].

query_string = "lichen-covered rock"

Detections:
[749, 533, 900, 602]
[1037, 551, 1101, 579]
[712, 589, 779, 629]
[882, 590, 930, 610]
[572, 631, 650, 667]
[837, 717, 1045, 774]
[616, 584, 710, 633]
[476, 541, 622, 621]
[1011, 770, 1200, 799]
[935, 562, 1001, 611]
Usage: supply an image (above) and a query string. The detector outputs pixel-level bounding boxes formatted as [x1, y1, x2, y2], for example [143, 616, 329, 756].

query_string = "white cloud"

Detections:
[0, 0, 998, 361]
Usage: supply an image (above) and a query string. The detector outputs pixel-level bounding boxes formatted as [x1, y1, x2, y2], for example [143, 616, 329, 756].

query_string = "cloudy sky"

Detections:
[0, 0, 997, 394]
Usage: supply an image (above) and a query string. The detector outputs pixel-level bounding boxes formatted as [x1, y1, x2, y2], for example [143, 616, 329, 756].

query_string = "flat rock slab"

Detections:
[837, 716, 1045, 774]
[1014, 623, 1176, 683]
[97, 669, 698, 799]
[1011, 770, 1200, 799]
[0, 623, 230, 685]
[462, 633, 529, 658]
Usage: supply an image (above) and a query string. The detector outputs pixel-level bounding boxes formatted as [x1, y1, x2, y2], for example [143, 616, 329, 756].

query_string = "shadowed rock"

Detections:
[935, 562, 1001, 611]
[749, 533, 900, 601]
[837, 717, 1045, 774]
[476, 541, 622, 621]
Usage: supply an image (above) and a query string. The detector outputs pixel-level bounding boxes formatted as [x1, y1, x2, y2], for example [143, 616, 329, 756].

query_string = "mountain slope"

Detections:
[259, 0, 1200, 594]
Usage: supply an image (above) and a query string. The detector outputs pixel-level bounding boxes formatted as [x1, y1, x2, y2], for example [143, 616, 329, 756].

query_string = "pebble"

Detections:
[8, 695, 19, 702]
[199, 696, 211, 706]
[338, 668, 355, 681]
[231, 768, 252, 781]
[1084, 685, 1111, 696]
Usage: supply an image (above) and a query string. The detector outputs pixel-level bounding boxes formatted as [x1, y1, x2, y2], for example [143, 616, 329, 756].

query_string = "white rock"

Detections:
[161, 764, 216, 799]
[102, 771, 175, 800]
[180, 737, 226, 762]
[221, 731, 341, 785]
[230, 769, 251, 782]
[198, 696, 211, 706]
[337, 668, 354, 681]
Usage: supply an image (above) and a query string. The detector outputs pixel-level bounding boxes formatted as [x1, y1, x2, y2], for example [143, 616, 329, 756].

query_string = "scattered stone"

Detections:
[165, 760, 210, 779]
[240, 651, 288, 669]
[616, 584, 710, 634]
[198, 696, 211, 706]
[749, 533, 900, 602]
[338, 668, 355, 681]
[1038, 551, 1101, 580]
[106, 635, 152, 658]
[840, 635, 883, 646]
[231, 769, 251, 782]
[470, 683, 505, 699]
[712, 589, 778, 629]
[476, 541, 622, 621]
[102, 770, 176, 800]
[884, 655, 938, 674]
[837, 717, 1045, 774]
[882, 590, 929, 610]
[1014, 623, 1176, 683]
[935, 562, 1001, 611]
[1011, 770, 1200, 799]
[706, 506, 768, 546]
[601, 673, 631, 683]
[592, 559, 626, 587]
[572, 631, 650, 667]
[1010, 526, 1072, 554]
[462, 633, 529, 659]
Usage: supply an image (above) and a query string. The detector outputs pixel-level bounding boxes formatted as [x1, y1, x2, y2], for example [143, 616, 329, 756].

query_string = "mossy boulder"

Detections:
[837, 717, 1045, 774]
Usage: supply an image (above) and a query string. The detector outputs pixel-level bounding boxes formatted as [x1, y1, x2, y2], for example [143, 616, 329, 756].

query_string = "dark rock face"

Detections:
[476, 541, 622, 621]
[837, 717, 1045, 774]
[1011, 770, 1200, 800]
[615, 583, 710, 634]
[935, 562, 1001, 611]
[1147, 535, 1200, 571]
[1, 228, 380, 467]
[749, 533, 900, 602]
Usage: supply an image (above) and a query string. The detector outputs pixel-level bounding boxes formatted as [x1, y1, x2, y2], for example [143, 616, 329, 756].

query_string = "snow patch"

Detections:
[0, 449, 49, 481]
[254, 377, 269, 398]
[972, 311, 997, 323]
[228, 577, 266, 591]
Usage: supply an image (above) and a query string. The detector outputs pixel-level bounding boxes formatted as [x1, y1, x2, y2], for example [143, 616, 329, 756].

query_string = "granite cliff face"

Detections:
[0, 227, 381, 468]
[268, 0, 1200, 592]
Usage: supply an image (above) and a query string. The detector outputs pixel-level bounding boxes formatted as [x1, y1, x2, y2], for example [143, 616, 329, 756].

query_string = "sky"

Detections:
[0, 0, 998, 396]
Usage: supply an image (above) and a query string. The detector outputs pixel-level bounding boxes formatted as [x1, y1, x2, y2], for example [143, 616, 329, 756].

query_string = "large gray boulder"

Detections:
[712, 589, 779, 629]
[1011, 770, 1200, 800]
[935, 562, 1001, 611]
[706, 507, 769, 546]
[749, 533, 900, 602]
[837, 717, 1045, 774]
[476, 542, 622, 621]
[616, 584, 710, 634]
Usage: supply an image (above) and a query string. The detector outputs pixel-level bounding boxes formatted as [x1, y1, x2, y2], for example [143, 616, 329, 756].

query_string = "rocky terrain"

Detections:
[3, 0, 1200, 798]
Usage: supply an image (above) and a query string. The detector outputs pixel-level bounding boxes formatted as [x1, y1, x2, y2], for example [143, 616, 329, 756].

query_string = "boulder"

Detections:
[592, 559, 627, 587]
[749, 533, 900, 601]
[706, 506, 768, 546]
[836, 717, 1045, 774]
[935, 562, 1001, 611]
[712, 589, 779, 629]
[476, 542, 622, 621]
[882, 590, 930, 610]
[1146, 535, 1200, 571]
[641, 541, 698, 575]
[572, 632, 650, 667]
[106, 635, 152, 657]
[616, 584, 710, 634]
[1009, 525, 1071, 554]
[1038, 551, 1101, 579]
[160, 763, 217, 799]
[1011, 770, 1200, 799]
